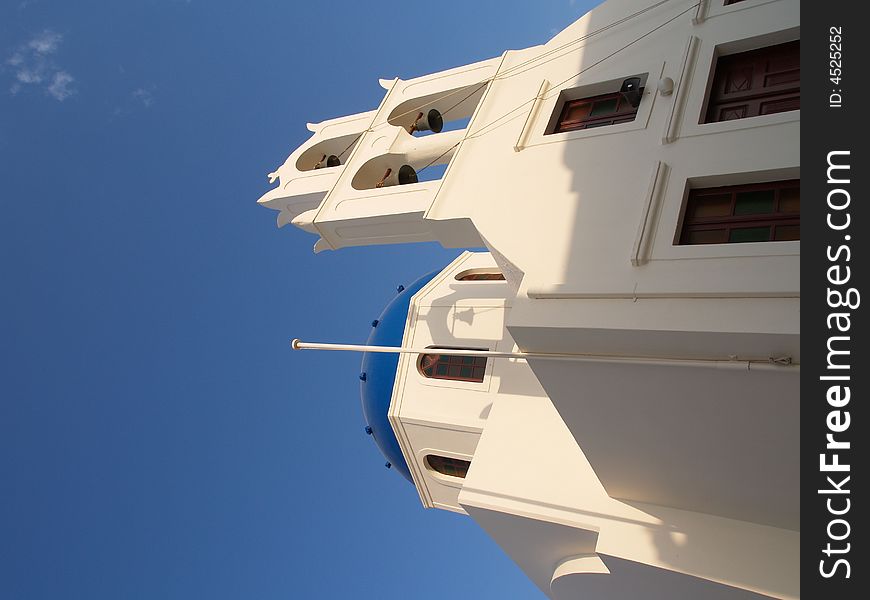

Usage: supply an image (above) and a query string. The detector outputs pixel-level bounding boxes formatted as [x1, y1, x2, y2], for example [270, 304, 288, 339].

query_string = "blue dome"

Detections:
[360, 271, 439, 482]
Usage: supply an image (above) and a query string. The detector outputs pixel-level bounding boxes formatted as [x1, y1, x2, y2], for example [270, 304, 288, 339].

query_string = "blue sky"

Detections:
[1, 1, 597, 598]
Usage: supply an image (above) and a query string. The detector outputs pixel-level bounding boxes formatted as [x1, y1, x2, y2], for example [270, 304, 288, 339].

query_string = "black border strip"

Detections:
[803, 2, 867, 597]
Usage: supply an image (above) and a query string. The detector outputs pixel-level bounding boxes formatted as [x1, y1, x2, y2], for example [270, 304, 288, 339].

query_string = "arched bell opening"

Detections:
[350, 128, 463, 190]
[295, 132, 362, 171]
[387, 82, 486, 137]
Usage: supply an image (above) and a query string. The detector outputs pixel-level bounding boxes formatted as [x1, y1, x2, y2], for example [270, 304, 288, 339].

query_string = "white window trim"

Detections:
[454, 268, 507, 281]
[676, 27, 800, 141]
[522, 64, 664, 149]
[416, 344, 495, 393]
[654, 167, 801, 261]
[702, 0, 792, 23]
[418, 448, 473, 489]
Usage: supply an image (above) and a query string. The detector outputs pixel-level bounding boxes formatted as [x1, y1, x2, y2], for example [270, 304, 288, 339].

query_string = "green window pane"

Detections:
[589, 97, 619, 116]
[729, 226, 771, 243]
[686, 229, 728, 244]
[734, 190, 775, 215]
[422, 349, 487, 381]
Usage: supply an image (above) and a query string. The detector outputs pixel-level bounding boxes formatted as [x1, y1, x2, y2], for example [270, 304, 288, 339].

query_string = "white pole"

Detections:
[289, 339, 798, 371]
[292, 339, 526, 359]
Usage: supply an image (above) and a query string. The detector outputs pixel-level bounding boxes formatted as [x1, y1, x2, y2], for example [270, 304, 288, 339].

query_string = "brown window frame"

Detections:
[703, 40, 800, 124]
[678, 179, 799, 245]
[425, 455, 471, 479]
[455, 271, 505, 281]
[418, 349, 487, 383]
[551, 90, 641, 133]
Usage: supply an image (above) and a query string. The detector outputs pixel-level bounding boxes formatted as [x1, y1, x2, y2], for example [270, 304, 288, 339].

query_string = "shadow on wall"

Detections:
[553, 553, 777, 600]
[532, 1, 799, 590]
[412, 276, 550, 398]
[413, 280, 507, 348]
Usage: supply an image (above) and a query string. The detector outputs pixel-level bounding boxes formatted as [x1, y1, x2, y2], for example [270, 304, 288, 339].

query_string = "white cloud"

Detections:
[132, 86, 155, 108]
[109, 85, 157, 119]
[16, 68, 43, 84]
[4, 29, 76, 101]
[28, 30, 62, 55]
[47, 71, 75, 101]
[7, 52, 24, 67]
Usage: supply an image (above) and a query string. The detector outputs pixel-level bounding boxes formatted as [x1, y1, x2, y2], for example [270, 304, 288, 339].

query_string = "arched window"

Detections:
[419, 350, 487, 383]
[455, 270, 505, 281]
[425, 455, 471, 479]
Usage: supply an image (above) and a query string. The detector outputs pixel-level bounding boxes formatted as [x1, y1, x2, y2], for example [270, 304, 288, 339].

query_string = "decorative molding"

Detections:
[427, 50, 511, 219]
[692, 0, 710, 25]
[333, 182, 432, 209]
[400, 417, 484, 434]
[514, 79, 550, 152]
[389, 252, 476, 511]
[402, 62, 496, 96]
[662, 36, 699, 144]
[526, 288, 800, 300]
[310, 77, 400, 250]
[631, 161, 668, 266]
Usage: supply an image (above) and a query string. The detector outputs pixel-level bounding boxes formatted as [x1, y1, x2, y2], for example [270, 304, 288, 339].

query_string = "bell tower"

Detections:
[257, 57, 501, 252]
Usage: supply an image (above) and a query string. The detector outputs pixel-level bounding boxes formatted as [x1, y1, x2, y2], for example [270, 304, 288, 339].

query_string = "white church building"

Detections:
[259, 0, 800, 597]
